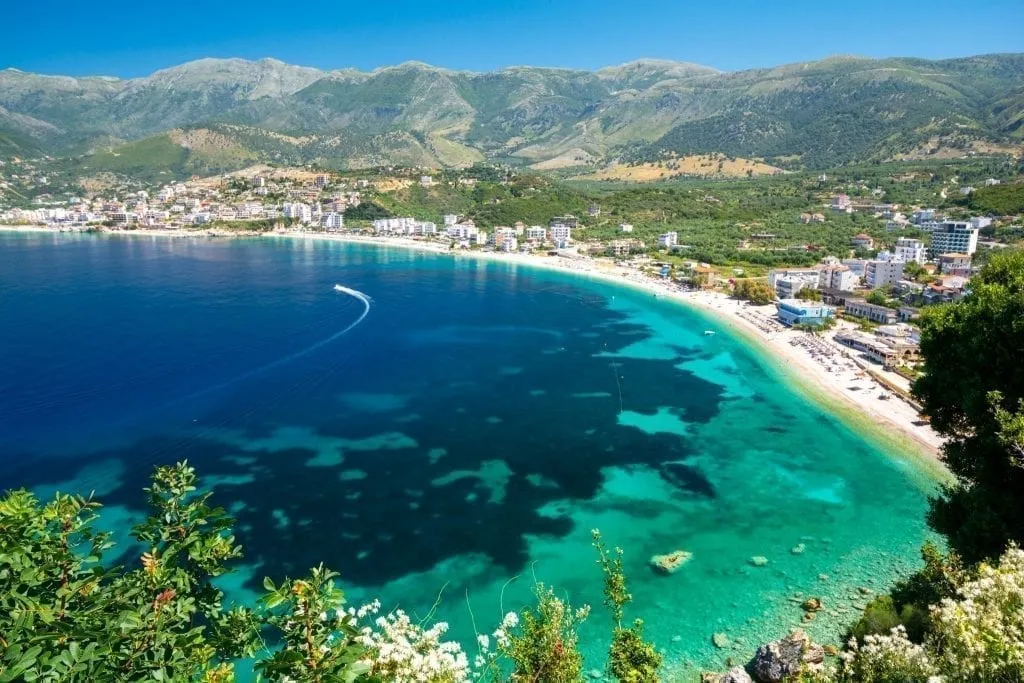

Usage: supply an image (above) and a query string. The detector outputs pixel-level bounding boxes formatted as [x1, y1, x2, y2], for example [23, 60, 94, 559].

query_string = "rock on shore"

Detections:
[750, 629, 824, 683]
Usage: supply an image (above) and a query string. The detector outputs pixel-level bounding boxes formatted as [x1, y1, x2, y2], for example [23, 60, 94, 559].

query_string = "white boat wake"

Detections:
[187, 284, 371, 399]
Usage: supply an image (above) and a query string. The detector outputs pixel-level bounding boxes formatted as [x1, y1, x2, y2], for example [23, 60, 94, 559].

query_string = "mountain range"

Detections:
[1, 53, 1022, 173]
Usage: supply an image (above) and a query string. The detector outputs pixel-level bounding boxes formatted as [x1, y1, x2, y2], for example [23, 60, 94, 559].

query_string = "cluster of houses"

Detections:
[774, 296, 924, 369]
[375, 214, 579, 252]
[764, 215, 993, 369]
[0, 174, 366, 231]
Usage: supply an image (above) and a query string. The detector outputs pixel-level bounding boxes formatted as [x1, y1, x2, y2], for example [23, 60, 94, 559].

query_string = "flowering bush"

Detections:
[930, 545, 1024, 681]
[831, 545, 1024, 683]
[355, 603, 471, 682]
[839, 625, 939, 681]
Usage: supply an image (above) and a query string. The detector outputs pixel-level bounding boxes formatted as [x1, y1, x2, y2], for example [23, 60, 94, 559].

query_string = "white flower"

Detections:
[841, 625, 937, 680]
[930, 545, 1024, 680]
[357, 608, 470, 682]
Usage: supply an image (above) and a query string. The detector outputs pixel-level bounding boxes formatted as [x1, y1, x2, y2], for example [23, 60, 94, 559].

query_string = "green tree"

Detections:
[257, 567, 369, 682]
[796, 287, 823, 302]
[865, 289, 889, 307]
[732, 278, 776, 305]
[344, 202, 391, 221]
[903, 261, 927, 282]
[913, 251, 1024, 562]
[0, 463, 383, 682]
[0, 462, 260, 681]
[591, 530, 661, 683]
[498, 584, 589, 683]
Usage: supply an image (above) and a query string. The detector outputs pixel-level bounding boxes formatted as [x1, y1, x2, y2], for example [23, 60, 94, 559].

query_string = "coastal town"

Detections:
[3, 163, 1021, 457]
[4, 21, 1024, 682]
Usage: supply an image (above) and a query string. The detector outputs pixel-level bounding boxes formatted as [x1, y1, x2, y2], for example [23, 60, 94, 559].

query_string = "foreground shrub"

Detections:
[839, 625, 939, 682]
[498, 583, 589, 682]
[846, 596, 903, 641]
[930, 545, 1024, 681]
[0, 462, 260, 681]
[592, 530, 662, 682]
[355, 603, 470, 682]
[834, 545, 1024, 683]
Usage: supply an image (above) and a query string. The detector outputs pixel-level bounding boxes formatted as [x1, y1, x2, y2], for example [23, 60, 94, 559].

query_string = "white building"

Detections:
[831, 194, 852, 212]
[818, 265, 858, 291]
[619, 223, 634, 233]
[970, 216, 993, 229]
[549, 224, 572, 248]
[776, 277, 812, 299]
[323, 212, 344, 231]
[886, 216, 910, 232]
[865, 259, 905, 289]
[912, 209, 937, 225]
[526, 226, 546, 242]
[497, 235, 518, 252]
[894, 237, 927, 264]
[372, 217, 419, 234]
[851, 233, 874, 249]
[283, 202, 313, 224]
[443, 214, 459, 226]
[446, 223, 479, 240]
[658, 232, 678, 248]
[929, 221, 979, 257]
[492, 227, 517, 250]
[768, 268, 820, 294]
[420, 175, 433, 188]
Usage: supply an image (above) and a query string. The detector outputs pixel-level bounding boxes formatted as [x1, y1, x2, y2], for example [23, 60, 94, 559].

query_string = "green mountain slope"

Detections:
[633, 55, 1024, 167]
[0, 54, 1021, 172]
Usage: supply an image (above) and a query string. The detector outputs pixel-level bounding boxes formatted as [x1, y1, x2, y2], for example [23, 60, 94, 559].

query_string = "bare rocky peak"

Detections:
[597, 58, 721, 78]
[133, 57, 325, 99]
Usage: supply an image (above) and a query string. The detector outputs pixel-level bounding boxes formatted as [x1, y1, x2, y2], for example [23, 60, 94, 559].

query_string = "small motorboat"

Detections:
[704, 330, 716, 336]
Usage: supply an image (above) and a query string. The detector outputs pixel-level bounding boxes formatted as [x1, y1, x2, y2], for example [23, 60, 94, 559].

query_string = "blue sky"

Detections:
[4, 0, 1022, 77]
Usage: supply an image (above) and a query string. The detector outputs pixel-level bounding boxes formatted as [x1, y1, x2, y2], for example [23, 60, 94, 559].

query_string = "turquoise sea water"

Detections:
[0, 232, 937, 676]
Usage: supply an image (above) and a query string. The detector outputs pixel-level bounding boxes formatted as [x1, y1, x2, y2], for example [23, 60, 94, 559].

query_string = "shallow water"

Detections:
[0, 233, 936, 675]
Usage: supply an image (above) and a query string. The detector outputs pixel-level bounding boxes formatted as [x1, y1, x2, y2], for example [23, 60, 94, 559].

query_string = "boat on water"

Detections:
[704, 330, 716, 336]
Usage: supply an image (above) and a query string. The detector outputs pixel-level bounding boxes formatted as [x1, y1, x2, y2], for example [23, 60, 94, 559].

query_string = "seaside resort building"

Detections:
[775, 299, 835, 327]
[835, 331, 921, 368]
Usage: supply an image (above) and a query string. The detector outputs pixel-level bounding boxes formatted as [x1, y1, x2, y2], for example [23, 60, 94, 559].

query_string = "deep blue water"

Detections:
[0, 232, 936, 674]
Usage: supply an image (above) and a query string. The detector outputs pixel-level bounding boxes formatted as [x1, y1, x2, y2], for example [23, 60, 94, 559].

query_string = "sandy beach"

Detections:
[3, 226, 947, 465]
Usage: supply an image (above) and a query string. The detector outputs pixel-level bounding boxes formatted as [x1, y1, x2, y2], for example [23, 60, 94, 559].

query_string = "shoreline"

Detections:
[2, 226, 948, 478]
